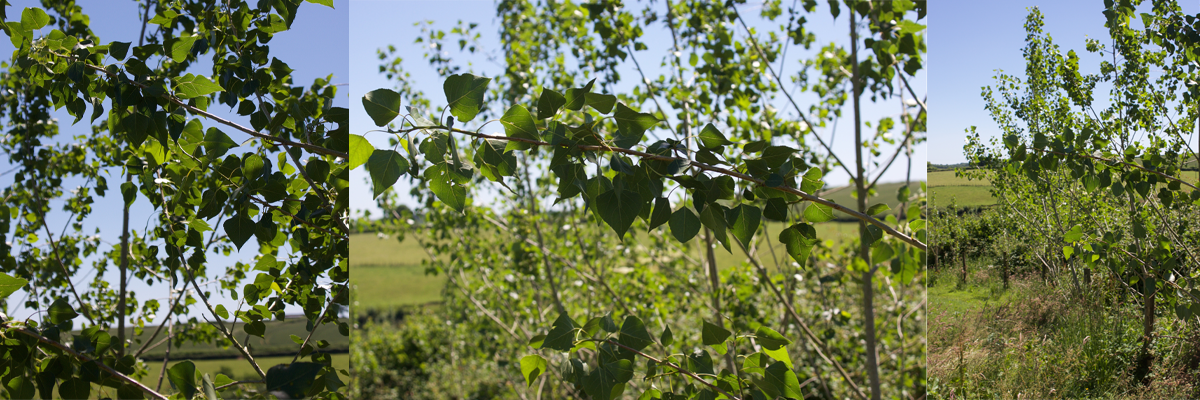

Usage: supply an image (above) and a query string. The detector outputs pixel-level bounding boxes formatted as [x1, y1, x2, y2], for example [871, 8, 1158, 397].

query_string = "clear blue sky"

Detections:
[349, 0, 928, 218]
[929, 0, 1187, 164]
[0, 0, 348, 325]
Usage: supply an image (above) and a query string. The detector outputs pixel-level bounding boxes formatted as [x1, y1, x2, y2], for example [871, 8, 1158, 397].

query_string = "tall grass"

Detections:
[929, 264, 1200, 399]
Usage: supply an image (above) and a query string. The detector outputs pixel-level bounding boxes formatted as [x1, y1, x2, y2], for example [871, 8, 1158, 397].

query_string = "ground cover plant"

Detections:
[0, 0, 349, 398]
[351, 0, 927, 399]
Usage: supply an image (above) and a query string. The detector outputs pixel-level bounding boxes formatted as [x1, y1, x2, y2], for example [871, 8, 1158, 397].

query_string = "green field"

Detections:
[928, 169, 996, 207]
[353, 219, 878, 309]
[123, 317, 348, 360]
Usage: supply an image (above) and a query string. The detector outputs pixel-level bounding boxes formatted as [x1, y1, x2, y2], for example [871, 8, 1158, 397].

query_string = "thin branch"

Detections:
[739, 241, 870, 400]
[9, 326, 168, 400]
[215, 380, 264, 391]
[603, 339, 741, 400]
[56, 54, 346, 159]
[730, 5, 857, 180]
[29, 192, 96, 325]
[896, 66, 926, 116]
[401, 125, 927, 250]
[291, 298, 334, 364]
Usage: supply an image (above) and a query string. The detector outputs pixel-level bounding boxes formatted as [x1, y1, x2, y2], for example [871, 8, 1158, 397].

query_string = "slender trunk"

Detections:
[702, 228, 737, 375]
[1136, 271, 1156, 385]
[849, 10, 882, 400]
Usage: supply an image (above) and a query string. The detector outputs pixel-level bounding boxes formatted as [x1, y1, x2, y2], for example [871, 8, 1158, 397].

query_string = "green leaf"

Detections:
[872, 241, 895, 263]
[119, 182, 138, 207]
[763, 361, 802, 399]
[174, 74, 224, 99]
[527, 334, 546, 348]
[222, 213, 256, 250]
[700, 204, 731, 252]
[443, 73, 491, 122]
[803, 202, 834, 223]
[726, 204, 761, 249]
[779, 223, 819, 265]
[5, 376, 34, 400]
[660, 325, 674, 347]
[520, 355, 549, 387]
[755, 326, 792, 350]
[201, 127, 238, 159]
[1062, 246, 1074, 260]
[585, 93, 617, 114]
[540, 313, 578, 352]
[47, 298, 78, 324]
[475, 139, 517, 181]
[648, 197, 671, 229]
[1064, 224, 1083, 244]
[669, 207, 701, 243]
[170, 34, 199, 62]
[500, 104, 539, 152]
[58, 378, 89, 400]
[0, 272, 28, 300]
[348, 134, 375, 170]
[564, 79, 594, 111]
[202, 374, 218, 400]
[866, 204, 891, 216]
[167, 361, 198, 400]
[243, 320, 266, 337]
[367, 150, 408, 199]
[619, 315, 654, 352]
[613, 103, 659, 148]
[109, 41, 131, 61]
[20, 8, 48, 30]
[764, 197, 788, 221]
[304, 0, 335, 7]
[800, 167, 824, 193]
[697, 123, 733, 150]
[597, 188, 644, 239]
[424, 163, 469, 212]
[701, 321, 731, 355]
[265, 363, 323, 399]
[537, 88, 566, 119]
[362, 89, 403, 127]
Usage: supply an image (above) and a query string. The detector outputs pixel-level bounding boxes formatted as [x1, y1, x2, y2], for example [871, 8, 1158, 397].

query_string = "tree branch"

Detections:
[8, 326, 168, 400]
[400, 125, 927, 250]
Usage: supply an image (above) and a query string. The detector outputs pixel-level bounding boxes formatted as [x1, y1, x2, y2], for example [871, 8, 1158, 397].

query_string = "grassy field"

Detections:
[928, 169, 1200, 208]
[352, 221, 863, 309]
[126, 317, 348, 360]
[928, 170, 996, 207]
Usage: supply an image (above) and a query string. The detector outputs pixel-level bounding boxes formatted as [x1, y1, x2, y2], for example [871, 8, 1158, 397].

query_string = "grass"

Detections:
[927, 169, 1200, 209]
[928, 170, 997, 207]
[351, 220, 865, 310]
[128, 317, 348, 360]
[928, 259, 1200, 399]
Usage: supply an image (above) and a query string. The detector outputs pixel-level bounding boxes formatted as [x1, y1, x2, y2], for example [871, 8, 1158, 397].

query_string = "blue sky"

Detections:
[929, 0, 1191, 164]
[349, 0, 928, 218]
[0, 0, 348, 325]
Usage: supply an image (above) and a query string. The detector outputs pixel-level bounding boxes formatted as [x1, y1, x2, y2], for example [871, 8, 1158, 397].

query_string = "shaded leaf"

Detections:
[669, 207, 700, 243]
[362, 89, 402, 126]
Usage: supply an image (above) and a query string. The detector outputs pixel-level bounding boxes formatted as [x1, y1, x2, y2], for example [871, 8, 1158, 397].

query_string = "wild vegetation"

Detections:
[350, 0, 927, 399]
[930, 3, 1200, 398]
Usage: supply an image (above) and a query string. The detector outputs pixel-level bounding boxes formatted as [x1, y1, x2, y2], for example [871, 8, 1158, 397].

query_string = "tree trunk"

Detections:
[1135, 273, 1156, 385]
